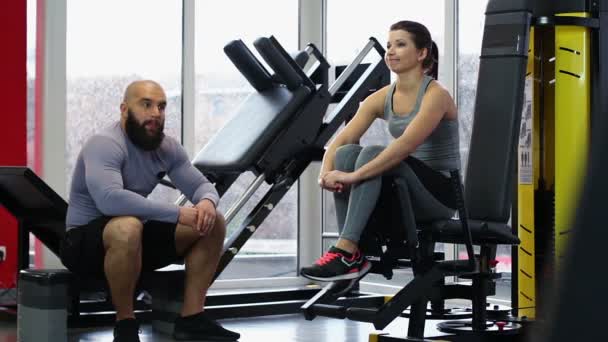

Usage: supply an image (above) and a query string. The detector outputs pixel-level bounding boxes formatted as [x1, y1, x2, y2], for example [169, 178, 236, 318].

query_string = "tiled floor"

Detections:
[0, 313, 452, 342]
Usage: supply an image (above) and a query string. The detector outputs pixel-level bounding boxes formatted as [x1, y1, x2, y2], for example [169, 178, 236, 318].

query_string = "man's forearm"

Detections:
[97, 188, 180, 222]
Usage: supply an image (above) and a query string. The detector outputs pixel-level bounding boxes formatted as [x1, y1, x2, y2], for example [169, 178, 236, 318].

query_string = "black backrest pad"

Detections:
[464, 2, 531, 222]
[266, 36, 315, 89]
[224, 39, 273, 92]
[291, 50, 310, 69]
[0, 167, 67, 220]
[254, 37, 310, 91]
[0, 167, 67, 254]
[192, 86, 311, 172]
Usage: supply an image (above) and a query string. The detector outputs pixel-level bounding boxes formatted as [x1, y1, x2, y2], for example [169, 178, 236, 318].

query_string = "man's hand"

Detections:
[178, 207, 199, 228]
[194, 199, 217, 236]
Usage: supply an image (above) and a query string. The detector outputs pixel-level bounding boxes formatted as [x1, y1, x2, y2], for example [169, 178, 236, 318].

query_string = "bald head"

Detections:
[123, 80, 165, 103]
[120, 79, 167, 121]
[119, 80, 167, 151]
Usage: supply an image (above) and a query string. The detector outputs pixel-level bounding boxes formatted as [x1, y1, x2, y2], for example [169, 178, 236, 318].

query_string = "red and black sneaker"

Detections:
[300, 246, 371, 281]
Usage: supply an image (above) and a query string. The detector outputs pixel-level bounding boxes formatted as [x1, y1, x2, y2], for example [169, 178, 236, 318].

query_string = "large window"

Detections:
[66, 0, 183, 202]
[194, 1, 299, 280]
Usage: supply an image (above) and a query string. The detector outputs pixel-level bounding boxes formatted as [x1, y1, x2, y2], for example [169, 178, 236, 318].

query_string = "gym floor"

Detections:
[0, 314, 449, 341]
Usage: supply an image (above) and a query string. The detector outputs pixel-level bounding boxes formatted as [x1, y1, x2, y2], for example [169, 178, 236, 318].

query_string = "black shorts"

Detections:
[60, 216, 181, 278]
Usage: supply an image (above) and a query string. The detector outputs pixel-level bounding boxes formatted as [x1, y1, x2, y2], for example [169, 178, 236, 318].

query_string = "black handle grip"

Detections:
[254, 37, 304, 91]
[224, 39, 273, 92]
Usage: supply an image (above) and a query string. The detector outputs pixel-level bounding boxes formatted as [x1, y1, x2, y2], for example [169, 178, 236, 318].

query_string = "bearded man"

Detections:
[61, 80, 240, 342]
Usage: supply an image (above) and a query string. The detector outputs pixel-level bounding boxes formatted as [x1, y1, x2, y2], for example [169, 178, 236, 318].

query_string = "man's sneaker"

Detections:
[173, 311, 240, 341]
[300, 246, 371, 281]
[113, 318, 140, 342]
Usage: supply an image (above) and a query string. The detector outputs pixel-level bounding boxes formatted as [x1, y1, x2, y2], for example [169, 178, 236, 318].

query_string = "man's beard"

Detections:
[125, 109, 165, 151]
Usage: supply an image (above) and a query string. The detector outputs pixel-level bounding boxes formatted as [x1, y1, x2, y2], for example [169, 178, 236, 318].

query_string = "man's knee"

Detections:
[103, 216, 144, 251]
[335, 144, 362, 172]
[211, 213, 226, 241]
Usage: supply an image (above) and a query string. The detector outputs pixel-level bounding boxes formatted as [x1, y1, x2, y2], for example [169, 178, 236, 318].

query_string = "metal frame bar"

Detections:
[298, 0, 325, 272]
[224, 173, 266, 225]
[328, 39, 377, 96]
[181, 0, 195, 157]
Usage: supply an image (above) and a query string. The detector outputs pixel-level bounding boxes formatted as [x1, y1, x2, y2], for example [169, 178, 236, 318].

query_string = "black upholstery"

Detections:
[193, 35, 321, 173]
[254, 37, 306, 91]
[360, 176, 519, 255]
[224, 39, 273, 92]
[290, 50, 310, 69]
[487, 0, 535, 14]
[192, 86, 311, 172]
[0, 167, 66, 255]
[465, 9, 531, 222]
[426, 219, 520, 245]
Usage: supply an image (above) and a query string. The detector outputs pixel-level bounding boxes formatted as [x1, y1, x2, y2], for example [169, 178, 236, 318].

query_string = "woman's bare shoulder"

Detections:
[427, 80, 452, 98]
[426, 80, 457, 118]
[362, 84, 393, 118]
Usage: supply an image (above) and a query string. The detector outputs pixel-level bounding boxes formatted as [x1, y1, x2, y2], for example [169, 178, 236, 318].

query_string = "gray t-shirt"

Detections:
[65, 122, 219, 228]
[383, 75, 461, 172]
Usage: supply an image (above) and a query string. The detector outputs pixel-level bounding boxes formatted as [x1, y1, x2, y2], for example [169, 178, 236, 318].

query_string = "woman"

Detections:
[300, 20, 461, 281]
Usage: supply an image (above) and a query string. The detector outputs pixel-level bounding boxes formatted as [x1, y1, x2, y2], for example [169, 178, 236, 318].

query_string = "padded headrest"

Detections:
[224, 39, 273, 92]
[254, 37, 305, 91]
[290, 50, 310, 69]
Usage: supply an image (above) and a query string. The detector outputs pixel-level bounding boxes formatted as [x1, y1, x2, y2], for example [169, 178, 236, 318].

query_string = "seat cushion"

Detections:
[192, 86, 311, 172]
[425, 218, 520, 245]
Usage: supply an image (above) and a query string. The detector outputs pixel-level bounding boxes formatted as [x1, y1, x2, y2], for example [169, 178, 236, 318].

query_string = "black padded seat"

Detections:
[425, 219, 520, 245]
[192, 85, 312, 172]
[360, 175, 520, 246]
[0, 167, 67, 254]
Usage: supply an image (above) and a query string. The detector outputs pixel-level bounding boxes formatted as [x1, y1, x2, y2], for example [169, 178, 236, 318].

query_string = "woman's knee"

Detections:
[355, 145, 386, 168]
[335, 144, 362, 172]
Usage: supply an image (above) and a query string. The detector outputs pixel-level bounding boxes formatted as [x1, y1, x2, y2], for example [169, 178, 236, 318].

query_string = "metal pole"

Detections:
[224, 173, 266, 225]
[328, 39, 376, 97]
[175, 173, 267, 226]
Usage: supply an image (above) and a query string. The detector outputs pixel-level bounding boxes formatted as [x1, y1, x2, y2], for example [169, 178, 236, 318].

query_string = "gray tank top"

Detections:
[383, 75, 461, 172]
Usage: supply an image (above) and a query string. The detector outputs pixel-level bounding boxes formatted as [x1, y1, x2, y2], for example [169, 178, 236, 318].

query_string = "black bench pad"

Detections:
[424, 219, 520, 245]
[192, 86, 311, 172]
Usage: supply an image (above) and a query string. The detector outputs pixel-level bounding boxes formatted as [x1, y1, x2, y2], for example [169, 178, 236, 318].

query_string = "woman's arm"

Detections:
[328, 83, 454, 185]
[319, 87, 387, 183]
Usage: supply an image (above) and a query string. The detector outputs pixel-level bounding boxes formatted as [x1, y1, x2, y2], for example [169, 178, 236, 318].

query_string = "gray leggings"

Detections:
[333, 144, 456, 243]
